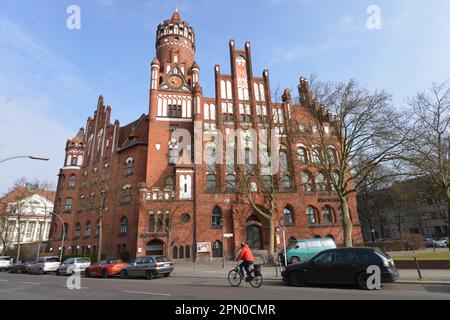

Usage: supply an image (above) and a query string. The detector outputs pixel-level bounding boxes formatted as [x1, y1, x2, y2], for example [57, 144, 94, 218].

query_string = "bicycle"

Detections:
[228, 263, 263, 288]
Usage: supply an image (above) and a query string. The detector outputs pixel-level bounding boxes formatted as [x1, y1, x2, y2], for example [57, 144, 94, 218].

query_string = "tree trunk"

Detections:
[16, 228, 21, 262]
[166, 232, 171, 258]
[341, 197, 353, 247]
[268, 217, 275, 262]
[97, 218, 103, 262]
[448, 200, 450, 252]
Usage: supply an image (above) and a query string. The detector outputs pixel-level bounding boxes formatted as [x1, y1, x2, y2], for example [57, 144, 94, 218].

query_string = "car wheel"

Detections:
[28, 269, 32, 275]
[85, 269, 90, 278]
[101, 269, 108, 279]
[290, 271, 305, 287]
[121, 270, 128, 279]
[145, 271, 154, 280]
[56, 270, 60, 276]
[291, 257, 301, 264]
[163, 273, 171, 278]
[356, 272, 369, 290]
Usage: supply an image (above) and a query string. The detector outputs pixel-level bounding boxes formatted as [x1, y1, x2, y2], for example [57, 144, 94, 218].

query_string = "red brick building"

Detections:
[48, 11, 362, 261]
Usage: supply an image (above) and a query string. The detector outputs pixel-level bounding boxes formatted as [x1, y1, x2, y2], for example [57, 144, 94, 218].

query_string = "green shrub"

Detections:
[364, 241, 406, 252]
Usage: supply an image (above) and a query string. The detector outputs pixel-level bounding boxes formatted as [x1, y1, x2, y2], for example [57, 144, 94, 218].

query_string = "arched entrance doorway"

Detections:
[246, 216, 262, 250]
[146, 240, 164, 256]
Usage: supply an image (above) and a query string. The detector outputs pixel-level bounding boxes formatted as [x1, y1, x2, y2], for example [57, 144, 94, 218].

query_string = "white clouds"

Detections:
[0, 16, 91, 195]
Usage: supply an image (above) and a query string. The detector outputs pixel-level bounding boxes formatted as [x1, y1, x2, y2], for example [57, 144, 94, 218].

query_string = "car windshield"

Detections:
[46, 258, 60, 262]
[0, 257, 10, 261]
[287, 242, 298, 249]
[63, 258, 75, 264]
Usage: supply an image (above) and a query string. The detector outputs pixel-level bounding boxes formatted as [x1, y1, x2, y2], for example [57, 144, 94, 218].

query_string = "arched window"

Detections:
[120, 217, 128, 235]
[225, 175, 236, 192]
[301, 172, 313, 193]
[121, 185, 132, 203]
[323, 206, 334, 224]
[205, 146, 216, 173]
[173, 246, 178, 259]
[65, 198, 73, 213]
[85, 221, 92, 237]
[279, 150, 288, 173]
[212, 207, 222, 228]
[71, 156, 78, 166]
[148, 212, 155, 232]
[306, 206, 317, 225]
[179, 245, 185, 259]
[185, 245, 191, 259]
[157, 212, 164, 232]
[69, 175, 76, 189]
[327, 147, 338, 164]
[75, 223, 81, 238]
[125, 158, 134, 176]
[212, 240, 223, 257]
[312, 147, 322, 164]
[316, 173, 328, 192]
[297, 147, 308, 163]
[165, 176, 174, 188]
[206, 175, 217, 192]
[284, 206, 294, 225]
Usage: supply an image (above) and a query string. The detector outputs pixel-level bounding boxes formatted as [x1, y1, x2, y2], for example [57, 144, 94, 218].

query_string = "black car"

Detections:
[281, 247, 399, 290]
[9, 260, 34, 274]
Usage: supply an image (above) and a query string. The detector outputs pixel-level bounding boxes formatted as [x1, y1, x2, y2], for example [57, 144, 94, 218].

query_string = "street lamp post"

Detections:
[0, 156, 49, 164]
[51, 212, 65, 262]
[220, 218, 225, 269]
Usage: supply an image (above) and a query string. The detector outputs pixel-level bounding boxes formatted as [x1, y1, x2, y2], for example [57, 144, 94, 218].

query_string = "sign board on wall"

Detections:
[197, 242, 211, 253]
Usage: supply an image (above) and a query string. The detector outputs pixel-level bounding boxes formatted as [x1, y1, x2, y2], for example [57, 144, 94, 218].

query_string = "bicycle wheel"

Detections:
[249, 272, 263, 288]
[228, 269, 242, 287]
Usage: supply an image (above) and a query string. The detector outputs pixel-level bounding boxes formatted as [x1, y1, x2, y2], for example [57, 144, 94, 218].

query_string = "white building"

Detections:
[0, 193, 54, 254]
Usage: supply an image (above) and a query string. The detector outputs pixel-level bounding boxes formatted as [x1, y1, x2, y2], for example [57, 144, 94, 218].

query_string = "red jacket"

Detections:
[237, 244, 254, 262]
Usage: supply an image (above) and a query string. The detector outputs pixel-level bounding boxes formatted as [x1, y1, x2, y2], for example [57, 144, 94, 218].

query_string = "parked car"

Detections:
[9, 259, 34, 274]
[0, 256, 13, 272]
[278, 238, 336, 265]
[28, 256, 61, 275]
[121, 256, 173, 280]
[56, 257, 91, 276]
[85, 259, 128, 278]
[435, 236, 449, 248]
[423, 237, 434, 247]
[281, 247, 399, 290]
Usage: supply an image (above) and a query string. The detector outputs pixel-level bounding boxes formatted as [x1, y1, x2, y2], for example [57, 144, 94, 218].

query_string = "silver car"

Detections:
[0, 256, 13, 272]
[29, 256, 61, 274]
[435, 237, 449, 248]
[56, 257, 91, 275]
[121, 256, 173, 280]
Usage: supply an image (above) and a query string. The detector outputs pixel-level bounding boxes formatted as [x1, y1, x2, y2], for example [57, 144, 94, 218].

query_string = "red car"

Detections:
[85, 259, 128, 278]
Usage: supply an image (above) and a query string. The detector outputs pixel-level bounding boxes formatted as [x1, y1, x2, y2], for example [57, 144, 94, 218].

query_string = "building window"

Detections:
[157, 213, 164, 232]
[205, 146, 216, 173]
[169, 142, 180, 165]
[165, 176, 174, 189]
[120, 217, 128, 235]
[306, 206, 317, 225]
[185, 245, 191, 259]
[125, 158, 134, 176]
[312, 148, 322, 164]
[85, 222, 92, 237]
[323, 207, 334, 224]
[327, 147, 338, 164]
[79, 196, 85, 211]
[262, 175, 273, 192]
[75, 223, 81, 238]
[206, 174, 217, 193]
[284, 206, 294, 225]
[280, 176, 291, 191]
[181, 213, 190, 224]
[225, 175, 236, 193]
[301, 172, 313, 193]
[121, 186, 132, 204]
[173, 246, 178, 259]
[279, 150, 289, 173]
[297, 147, 308, 163]
[69, 175, 76, 189]
[179, 245, 185, 259]
[316, 173, 328, 192]
[212, 240, 223, 258]
[148, 212, 155, 232]
[65, 198, 73, 213]
[212, 207, 222, 229]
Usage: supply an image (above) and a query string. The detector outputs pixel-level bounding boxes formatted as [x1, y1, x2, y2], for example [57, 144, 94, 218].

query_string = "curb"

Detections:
[396, 280, 450, 285]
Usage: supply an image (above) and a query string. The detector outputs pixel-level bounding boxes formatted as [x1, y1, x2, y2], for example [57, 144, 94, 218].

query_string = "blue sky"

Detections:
[1, 0, 450, 195]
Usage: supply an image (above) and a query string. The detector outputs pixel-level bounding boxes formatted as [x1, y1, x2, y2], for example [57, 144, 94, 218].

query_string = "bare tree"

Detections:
[404, 81, 450, 247]
[293, 79, 407, 247]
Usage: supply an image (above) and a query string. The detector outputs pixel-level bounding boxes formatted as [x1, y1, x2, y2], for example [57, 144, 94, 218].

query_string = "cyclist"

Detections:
[235, 241, 254, 281]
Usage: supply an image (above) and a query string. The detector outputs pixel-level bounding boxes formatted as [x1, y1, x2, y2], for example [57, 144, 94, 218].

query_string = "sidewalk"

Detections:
[171, 261, 450, 285]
